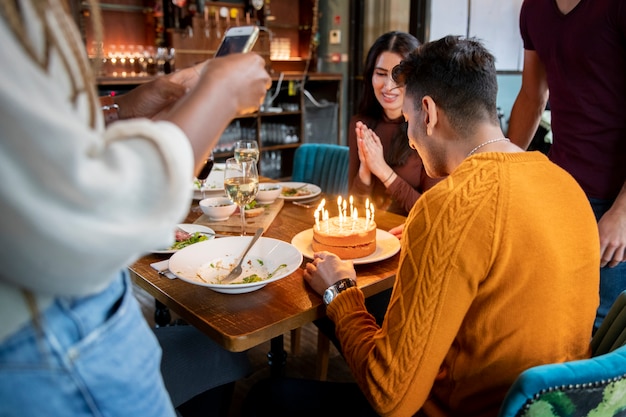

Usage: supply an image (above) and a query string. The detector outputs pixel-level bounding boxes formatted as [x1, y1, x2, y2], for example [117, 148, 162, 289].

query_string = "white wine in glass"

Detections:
[234, 140, 260, 163]
[224, 157, 259, 235]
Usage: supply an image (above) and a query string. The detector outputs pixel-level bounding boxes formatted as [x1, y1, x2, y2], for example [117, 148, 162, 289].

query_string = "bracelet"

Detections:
[100, 96, 120, 124]
[382, 170, 395, 185]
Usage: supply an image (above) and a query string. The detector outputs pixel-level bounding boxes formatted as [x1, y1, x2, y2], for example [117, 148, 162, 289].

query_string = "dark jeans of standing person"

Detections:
[242, 377, 381, 417]
[591, 198, 626, 332]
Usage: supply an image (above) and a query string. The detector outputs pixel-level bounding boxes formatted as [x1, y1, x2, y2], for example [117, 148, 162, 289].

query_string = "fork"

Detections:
[221, 227, 264, 284]
[292, 196, 321, 208]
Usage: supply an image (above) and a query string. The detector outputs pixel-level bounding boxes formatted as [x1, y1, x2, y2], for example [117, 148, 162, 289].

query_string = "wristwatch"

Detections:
[100, 95, 119, 124]
[323, 278, 356, 306]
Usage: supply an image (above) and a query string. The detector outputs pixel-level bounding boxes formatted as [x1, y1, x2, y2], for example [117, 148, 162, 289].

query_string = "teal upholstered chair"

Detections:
[498, 291, 626, 417]
[290, 143, 349, 378]
[291, 144, 349, 196]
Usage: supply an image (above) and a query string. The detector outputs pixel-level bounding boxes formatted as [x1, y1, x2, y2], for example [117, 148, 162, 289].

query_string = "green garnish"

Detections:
[267, 264, 288, 279]
[228, 263, 288, 284]
[245, 201, 258, 210]
[282, 187, 299, 196]
[240, 274, 263, 283]
[169, 232, 208, 250]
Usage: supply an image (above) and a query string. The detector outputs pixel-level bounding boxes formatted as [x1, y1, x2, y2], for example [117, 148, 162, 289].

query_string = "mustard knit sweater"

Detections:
[328, 152, 600, 417]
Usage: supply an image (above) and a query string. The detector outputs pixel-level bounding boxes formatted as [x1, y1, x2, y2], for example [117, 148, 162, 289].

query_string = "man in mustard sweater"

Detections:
[243, 36, 600, 417]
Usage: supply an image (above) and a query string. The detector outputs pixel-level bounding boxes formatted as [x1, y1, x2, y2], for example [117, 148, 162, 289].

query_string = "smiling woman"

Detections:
[347, 31, 443, 217]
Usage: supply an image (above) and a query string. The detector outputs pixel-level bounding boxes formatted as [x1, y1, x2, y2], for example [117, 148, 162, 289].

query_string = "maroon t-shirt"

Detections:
[520, 0, 626, 200]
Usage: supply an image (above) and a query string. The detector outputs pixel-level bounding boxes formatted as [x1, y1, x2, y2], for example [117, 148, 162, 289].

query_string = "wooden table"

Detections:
[129, 195, 405, 373]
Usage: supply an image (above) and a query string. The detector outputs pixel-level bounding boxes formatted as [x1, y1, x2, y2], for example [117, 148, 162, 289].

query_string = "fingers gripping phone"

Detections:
[214, 26, 260, 57]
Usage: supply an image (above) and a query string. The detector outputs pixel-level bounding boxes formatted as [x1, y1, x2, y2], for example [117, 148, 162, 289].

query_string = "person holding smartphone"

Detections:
[215, 26, 260, 57]
[0, 1, 270, 416]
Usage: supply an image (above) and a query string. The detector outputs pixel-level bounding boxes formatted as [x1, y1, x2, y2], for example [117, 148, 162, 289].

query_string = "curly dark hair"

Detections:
[392, 35, 500, 135]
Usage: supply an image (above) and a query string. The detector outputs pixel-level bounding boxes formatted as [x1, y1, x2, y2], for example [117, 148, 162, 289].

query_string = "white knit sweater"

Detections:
[0, 1, 194, 341]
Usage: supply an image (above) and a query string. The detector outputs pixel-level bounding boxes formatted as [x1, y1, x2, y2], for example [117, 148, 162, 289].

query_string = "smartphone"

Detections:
[214, 26, 260, 57]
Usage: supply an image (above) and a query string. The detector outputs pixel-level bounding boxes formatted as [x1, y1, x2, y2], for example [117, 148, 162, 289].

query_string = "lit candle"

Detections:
[315, 209, 320, 230]
[366, 207, 370, 229]
[349, 195, 354, 217]
[337, 196, 342, 222]
[324, 209, 329, 232]
[342, 200, 347, 220]
[371, 205, 375, 222]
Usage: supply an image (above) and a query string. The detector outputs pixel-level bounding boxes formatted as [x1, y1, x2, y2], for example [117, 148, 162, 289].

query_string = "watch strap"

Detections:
[334, 278, 356, 293]
[323, 278, 356, 305]
[101, 95, 120, 124]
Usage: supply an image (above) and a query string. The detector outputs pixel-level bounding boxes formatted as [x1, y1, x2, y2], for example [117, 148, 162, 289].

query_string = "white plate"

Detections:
[168, 236, 303, 294]
[277, 182, 322, 201]
[291, 228, 401, 265]
[193, 163, 226, 200]
[152, 224, 216, 254]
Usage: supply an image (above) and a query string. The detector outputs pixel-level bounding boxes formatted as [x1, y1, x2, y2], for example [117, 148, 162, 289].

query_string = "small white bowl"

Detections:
[256, 183, 283, 204]
[200, 197, 236, 221]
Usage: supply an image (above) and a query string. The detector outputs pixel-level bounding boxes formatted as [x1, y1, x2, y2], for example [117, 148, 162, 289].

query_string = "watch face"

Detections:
[252, 0, 264, 10]
[323, 288, 335, 305]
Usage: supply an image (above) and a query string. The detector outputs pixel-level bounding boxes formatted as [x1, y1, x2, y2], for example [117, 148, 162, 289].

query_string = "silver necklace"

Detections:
[467, 138, 511, 157]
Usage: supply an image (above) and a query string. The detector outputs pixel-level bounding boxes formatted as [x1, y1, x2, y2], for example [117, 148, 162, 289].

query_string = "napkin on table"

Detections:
[150, 260, 176, 279]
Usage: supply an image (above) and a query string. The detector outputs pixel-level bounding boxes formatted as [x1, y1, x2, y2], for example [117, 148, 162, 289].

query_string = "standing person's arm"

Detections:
[598, 182, 626, 268]
[101, 61, 207, 124]
[166, 54, 270, 173]
[105, 55, 270, 175]
[507, 50, 549, 150]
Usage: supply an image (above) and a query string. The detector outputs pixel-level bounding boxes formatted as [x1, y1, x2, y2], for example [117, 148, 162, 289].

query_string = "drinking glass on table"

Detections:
[224, 157, 259, 235]
[234, 139, 260, 164]
[193, 151, 215, 212]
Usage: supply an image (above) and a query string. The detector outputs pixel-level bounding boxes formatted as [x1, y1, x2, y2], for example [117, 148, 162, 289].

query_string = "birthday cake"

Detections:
[312, 216, 377, 259]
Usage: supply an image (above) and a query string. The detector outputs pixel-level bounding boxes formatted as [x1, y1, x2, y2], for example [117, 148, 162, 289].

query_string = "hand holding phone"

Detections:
[215, 26, 260, 57]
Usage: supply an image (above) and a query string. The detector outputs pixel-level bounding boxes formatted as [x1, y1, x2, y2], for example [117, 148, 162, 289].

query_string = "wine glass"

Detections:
[197, 151, 215, 199]
[193, 151, 215, 213]
[224, 157, 259, 235]
[234, 140, 260, 164]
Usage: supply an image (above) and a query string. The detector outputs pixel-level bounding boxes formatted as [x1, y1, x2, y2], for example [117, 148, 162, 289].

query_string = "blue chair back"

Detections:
[499, 291, 626, 417]
[291, 144, 349, 196]
[497, 344, 626, 417]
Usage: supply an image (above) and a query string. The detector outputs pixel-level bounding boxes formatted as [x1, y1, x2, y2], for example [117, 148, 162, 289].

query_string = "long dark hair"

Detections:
[357, 31, 420, 167]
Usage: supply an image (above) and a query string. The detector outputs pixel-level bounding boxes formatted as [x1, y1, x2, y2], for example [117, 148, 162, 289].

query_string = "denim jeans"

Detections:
[0, 270, 176, 417]
[591, 198, 626, 331]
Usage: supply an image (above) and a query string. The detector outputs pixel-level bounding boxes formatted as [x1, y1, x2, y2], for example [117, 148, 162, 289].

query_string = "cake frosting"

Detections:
[312, 216, 377, 259]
